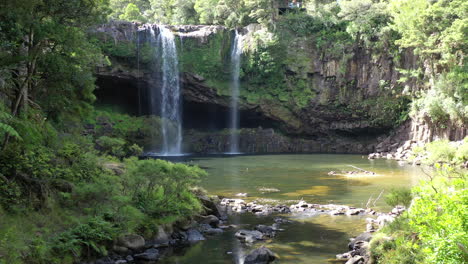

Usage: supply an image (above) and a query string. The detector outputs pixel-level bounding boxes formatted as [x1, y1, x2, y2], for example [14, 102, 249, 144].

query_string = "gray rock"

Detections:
[336, 251, 352, 260]
[198, 224, 223, 235]
[94, 257, 114, 264]
[117, 234, 145, 251]
[255, 225, 276, 238]
[348, 232, 372, 250]
[134, 248, 159, 261]
[198, 215, 220, 227]
[186, 229, 206, 242]
[153, 225, 172, 245]
[198, 195, 225, 218]
[113, 245, 129, 254]
[345, 255, 364, 264]
[243, 246, 276, 264]
[235, 230, 264, 243]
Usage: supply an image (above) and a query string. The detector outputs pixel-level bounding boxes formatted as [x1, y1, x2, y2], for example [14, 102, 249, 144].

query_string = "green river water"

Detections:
[160, 154, 424, 264]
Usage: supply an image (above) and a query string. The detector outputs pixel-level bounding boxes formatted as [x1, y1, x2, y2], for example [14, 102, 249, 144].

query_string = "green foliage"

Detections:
[0, 109, 21, 140]
[411, 139, 468, 167]
[384, 188, 412, 207]
[122, 158, 206, 218]
[109, 0, 150, 21]
[96, 136, 127, 158]
[410, 66, 468, 126]
[86, 109, 162, 147]
[179, 31, 232, 81]
[119, 3, 147, 22]
[378, 169, 466, 264]
[425, 140, 457, 165]
[371, 167, 468, 264]
[338, 0, 393, 47]
[389, 0, 467, 69]
[52, 217, 116, 260]
[0, 0, 110, 123]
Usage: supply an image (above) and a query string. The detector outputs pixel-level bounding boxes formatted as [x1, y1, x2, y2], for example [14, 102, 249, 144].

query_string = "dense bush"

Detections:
[371, 166, 468, 264]
[384, 188, 412, 207]
[409, 138, 467, 166]
[122, 158, 206, 220]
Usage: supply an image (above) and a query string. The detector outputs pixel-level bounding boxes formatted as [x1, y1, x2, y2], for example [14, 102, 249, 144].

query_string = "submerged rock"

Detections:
[243, 246, 276, 264]
[134, 248, 159, 261]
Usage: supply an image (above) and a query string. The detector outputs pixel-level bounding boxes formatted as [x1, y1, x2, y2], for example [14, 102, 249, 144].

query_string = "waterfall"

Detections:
[149, 26, 183, 155]
[229, 30, 243, 154]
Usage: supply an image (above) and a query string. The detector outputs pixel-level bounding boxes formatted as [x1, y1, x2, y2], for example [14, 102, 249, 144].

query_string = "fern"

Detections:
[0, 110, 21, 140]
[0, 123, 21, 139]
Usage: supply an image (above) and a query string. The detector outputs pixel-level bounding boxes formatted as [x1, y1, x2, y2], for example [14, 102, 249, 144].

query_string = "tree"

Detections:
[119, 3, 147, 22]
[0, 0, 110, 146]
[388, 0, 467, 71]
[195, 0, 219, 24]
[109, 0, 150, 20]
[338, 0, 391, 46]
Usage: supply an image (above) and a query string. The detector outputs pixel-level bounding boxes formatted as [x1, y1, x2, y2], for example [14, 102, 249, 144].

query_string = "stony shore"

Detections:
[85, 192, 408, 264]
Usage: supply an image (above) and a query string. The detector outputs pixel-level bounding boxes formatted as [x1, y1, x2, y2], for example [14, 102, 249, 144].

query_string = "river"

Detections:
[159, 154, 423, 264]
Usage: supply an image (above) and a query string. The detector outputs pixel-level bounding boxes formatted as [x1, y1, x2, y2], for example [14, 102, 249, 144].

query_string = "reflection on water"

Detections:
[159, 154, 424, 264]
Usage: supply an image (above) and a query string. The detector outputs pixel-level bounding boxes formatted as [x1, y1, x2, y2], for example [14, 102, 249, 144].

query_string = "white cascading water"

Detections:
[229, 30, 243, 154]
[150, 26, 183, 155]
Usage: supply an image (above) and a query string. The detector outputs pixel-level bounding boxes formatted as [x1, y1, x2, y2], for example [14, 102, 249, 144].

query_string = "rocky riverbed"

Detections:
[84, 191, 407, 264]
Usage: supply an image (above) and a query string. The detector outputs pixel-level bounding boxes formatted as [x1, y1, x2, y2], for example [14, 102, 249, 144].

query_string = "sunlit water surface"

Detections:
[159, 154, 424, 264]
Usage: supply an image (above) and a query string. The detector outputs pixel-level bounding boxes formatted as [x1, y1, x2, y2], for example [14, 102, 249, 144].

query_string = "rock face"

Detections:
[186, 127, 372, 154]
[368, 118, 467, 161]
[90, 21, 431, 154]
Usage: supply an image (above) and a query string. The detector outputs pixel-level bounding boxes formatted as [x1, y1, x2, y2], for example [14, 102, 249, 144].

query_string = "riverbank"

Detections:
[368, 138, 468, 169]
[86, 194, 404, 264]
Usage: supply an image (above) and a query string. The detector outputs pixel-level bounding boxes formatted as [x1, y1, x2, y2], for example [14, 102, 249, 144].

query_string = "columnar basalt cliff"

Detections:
[90, 21, 421, 154]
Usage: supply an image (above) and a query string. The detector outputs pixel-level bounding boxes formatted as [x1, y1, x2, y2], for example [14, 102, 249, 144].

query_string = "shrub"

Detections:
[96, 136, 127, 158]
[122, 159, 206, 220]
[372, 168, 468, 264]
[52, 217, 116, 260]
[424, 140, 456, 165]
[454, 138, 468, 165]
[384, 188, 412, 207]
[128, 144, 143, 157]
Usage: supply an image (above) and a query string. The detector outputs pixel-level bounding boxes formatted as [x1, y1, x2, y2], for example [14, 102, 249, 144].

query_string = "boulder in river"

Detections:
[243, 246, 276, 264]
[255, 225, 276, 238]
[235, 230, 264, 243]
[186, 229, 206, 242]
[196, 214, 220, 227]
[348, 232, 373, 250]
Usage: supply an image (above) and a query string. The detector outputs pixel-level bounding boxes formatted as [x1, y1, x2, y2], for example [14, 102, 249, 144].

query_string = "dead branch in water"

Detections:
[347, 165, 376, 175]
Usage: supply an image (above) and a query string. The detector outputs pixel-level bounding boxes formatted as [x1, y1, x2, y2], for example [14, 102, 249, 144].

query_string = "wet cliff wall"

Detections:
[89, 20, 422, 154]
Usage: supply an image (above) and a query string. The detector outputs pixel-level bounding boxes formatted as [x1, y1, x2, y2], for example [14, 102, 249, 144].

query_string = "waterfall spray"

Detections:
[148, 26, 183, 155]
